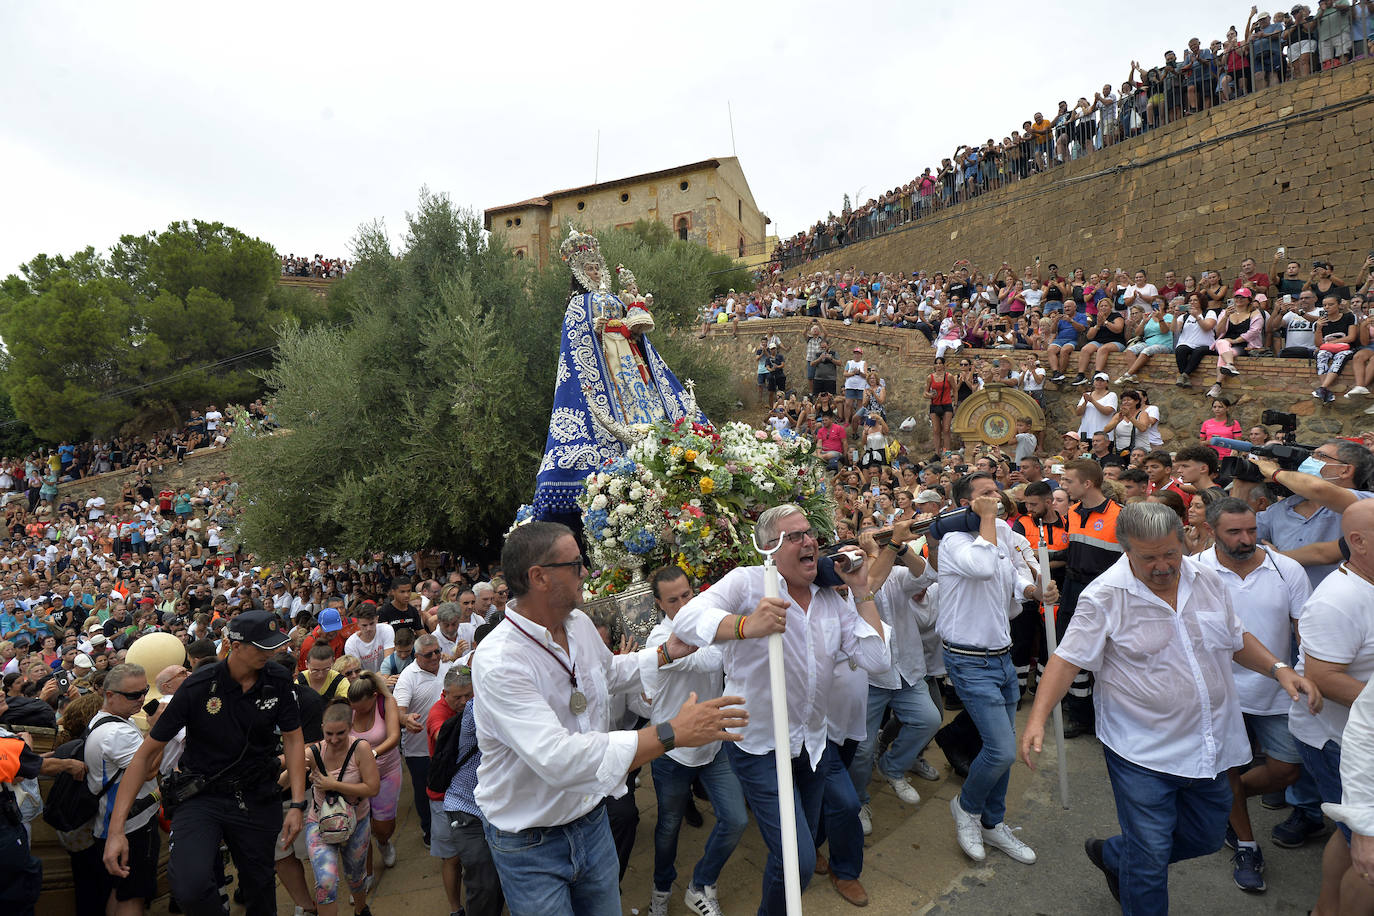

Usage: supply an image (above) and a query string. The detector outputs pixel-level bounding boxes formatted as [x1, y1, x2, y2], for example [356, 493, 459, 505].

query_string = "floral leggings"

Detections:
[304, 815, 371, 905]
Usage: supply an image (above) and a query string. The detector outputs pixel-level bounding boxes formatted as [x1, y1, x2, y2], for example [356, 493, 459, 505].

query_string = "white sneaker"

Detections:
[950, 795, 986, 862]
[886, 774, 922, 805]
[1347, 386, 1370, 398]
[381, 840, 397, 868]
[910, 755, 941, 781]
[859, 802, 873, 836]
[1365, 403, 1374, 415]
[981, 822, 1037, 864]
[649, 888, 672, 916]
[684, 884, 724, 916]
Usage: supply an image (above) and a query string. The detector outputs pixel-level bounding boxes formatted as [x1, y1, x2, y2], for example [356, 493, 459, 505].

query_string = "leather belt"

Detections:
[942, 641, 1012, 657]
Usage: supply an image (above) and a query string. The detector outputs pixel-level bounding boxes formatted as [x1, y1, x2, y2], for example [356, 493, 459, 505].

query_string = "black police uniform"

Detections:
[0, 728, 43, 916]
[150, 655, 300, 916]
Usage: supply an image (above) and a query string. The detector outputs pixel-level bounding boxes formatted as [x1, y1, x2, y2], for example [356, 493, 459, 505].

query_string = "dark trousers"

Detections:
[1057, 578, 1096, 726]
[449, 810, 505, 916]
[0, 814, 42, 916]
[169, 792, 281, 916]
[605, 768, 640, 881]
[68, 843, 107, 916]
[812, 740, 864, 881]
[1174, 345, 1209, 376]
[1009, 601, 1044, 693]
[405, 755, 432, 840]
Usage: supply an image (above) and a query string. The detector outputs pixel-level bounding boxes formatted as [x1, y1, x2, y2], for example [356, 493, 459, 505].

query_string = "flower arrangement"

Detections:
[577, 417, 836, 594]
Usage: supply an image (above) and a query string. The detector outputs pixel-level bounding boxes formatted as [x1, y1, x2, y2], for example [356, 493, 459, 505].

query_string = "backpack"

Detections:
[41, 715, 123, 832]
[310, 740, 361, 845]
[425, 710, 479, 795]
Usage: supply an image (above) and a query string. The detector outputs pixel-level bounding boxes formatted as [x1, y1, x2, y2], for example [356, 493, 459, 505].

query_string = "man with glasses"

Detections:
[103, 611, 305, 916]
[85, 663, 161, 916]
[674, 505, 888, 911]
[474, 522, 746, 916]
[394, 632, 450, 847]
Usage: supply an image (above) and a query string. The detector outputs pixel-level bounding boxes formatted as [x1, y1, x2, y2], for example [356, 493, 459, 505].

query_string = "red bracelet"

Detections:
[1271, 469, 1283, 483]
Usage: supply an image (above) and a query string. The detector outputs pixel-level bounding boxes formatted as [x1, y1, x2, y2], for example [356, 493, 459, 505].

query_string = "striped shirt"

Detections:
[443, 702, 481, 817]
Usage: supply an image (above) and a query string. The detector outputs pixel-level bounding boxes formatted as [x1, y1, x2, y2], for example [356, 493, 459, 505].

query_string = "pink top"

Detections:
[1200, 418, 1242, 455]
[351, 696, 401, 775]
[311, 740, 370, 820]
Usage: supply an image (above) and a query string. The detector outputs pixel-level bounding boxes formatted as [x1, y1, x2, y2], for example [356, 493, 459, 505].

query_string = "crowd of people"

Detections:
[280, 254, 351, 280]
[772, 5, 1374, 270]
[715, 250, 1374, 414]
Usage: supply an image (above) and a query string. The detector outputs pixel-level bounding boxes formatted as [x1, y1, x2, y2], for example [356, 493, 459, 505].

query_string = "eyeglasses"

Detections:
[495, 589, 509, 597]
[540, 559, 586, 574]
[416, 649, 441, 660]
[111, 687, 148, 700]
[778, 527, 817, 545]
[342, 668, 362, 678]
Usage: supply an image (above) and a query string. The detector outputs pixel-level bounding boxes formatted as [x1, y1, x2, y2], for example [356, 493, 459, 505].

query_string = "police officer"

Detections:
[102, 610, 306, 916]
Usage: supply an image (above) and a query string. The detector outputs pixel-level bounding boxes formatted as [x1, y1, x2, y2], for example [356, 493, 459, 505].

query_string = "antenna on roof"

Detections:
[728, 102, 737, 157]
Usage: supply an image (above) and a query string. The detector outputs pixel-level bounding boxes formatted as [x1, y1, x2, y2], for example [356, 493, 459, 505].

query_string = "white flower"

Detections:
[603, 537, 617, 548]
[629, 486, 643, 500]
[591, 495, 608, 510]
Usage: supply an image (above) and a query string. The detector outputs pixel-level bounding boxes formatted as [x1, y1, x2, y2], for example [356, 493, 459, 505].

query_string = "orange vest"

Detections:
[1065, 498, 1124, 582]
[1015, 514, 1069, 552]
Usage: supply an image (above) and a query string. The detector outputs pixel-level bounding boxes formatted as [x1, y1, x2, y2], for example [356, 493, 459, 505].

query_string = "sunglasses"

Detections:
[111, 687, 148, 700]
[416, 649, 441, 660]
[342, 668, 362, 678]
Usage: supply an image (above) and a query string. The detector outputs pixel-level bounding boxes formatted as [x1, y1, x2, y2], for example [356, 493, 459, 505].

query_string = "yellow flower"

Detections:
[699, 476, 715, 494]
[670, 446, 684, 458]
[684, 449, 698, 462]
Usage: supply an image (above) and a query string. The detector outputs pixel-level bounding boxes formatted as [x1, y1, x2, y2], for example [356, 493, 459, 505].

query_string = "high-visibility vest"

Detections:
[1014, 514, 1069, 553]
[1065, 498, 1123, 583]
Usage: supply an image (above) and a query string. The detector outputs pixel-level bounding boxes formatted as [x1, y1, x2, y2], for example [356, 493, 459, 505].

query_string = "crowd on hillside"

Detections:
[280, 253, 351, 279]
[712, 249, 1374, 405]
[772, 3, 1374, 270]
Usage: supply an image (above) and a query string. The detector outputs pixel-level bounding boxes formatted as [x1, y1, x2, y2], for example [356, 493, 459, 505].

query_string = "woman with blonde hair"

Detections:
[346, 670, 403, 873]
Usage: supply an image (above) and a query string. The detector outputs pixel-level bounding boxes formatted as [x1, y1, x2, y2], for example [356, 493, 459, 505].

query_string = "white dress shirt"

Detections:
[436, 614, 485, 657]
[1195, 546, 1309, 715]
[639, 615, 727, 768]
[1323, 679, 1374, 835]
[829, 652, 872, 744]
[870, 564, 937, 690]
[393, 657, 454, 758]
[936, 519, 1034, 650]
[1056, 556, 1251, 778]
[674, 565, 889, 769]
[472, 607, 642, 832]
[1288, 563, 1374, 750]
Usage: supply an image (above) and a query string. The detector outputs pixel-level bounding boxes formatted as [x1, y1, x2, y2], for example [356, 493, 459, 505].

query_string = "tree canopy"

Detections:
[232, 199, 742, 560]
[0, 220, 325, 441]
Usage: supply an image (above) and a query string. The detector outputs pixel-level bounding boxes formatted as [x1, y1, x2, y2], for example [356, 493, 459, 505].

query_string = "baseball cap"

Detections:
[139, 597, 155, 606]
[915, 489, 945, 504]
[318, 608, 344, 633]
[1235, 287, 1253, 298]
[1093, 371, 1110, 381]
[73, 653, 93, 670]
[852, 347, 862, 353]
[227, 610, 290, 650]
[1062, 431, 1081, 441]
[89, 634, 107, 648]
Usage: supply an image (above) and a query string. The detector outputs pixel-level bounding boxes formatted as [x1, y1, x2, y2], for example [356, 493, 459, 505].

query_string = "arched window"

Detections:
[677, 218, 688, 242]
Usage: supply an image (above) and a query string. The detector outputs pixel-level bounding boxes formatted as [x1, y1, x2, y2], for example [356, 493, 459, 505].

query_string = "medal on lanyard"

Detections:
[507, 617, 588, 715]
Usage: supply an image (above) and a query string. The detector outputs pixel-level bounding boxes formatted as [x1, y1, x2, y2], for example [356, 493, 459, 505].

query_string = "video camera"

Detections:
[1208, 437, 1315, 471]
[1262, 409, 1299, 445]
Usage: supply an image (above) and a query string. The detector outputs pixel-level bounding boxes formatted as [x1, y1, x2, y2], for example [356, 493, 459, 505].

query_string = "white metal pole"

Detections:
[1037, 535, 1070, 808]
[762, 557, 803, 914]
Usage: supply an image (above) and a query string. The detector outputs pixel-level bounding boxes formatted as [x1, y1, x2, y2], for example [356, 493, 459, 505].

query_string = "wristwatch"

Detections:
[656, 722, 676, 752]
[1270, 661, 1291, 678]
[287, 799, 308, 811]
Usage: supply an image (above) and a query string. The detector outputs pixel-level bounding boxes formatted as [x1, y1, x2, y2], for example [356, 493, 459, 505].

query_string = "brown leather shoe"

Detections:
[814, 851, 829, 875]
[830, 873, 869, 907]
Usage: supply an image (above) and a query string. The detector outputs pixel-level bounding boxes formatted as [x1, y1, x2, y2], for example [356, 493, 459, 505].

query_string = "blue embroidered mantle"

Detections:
[532, 291, 701, 519]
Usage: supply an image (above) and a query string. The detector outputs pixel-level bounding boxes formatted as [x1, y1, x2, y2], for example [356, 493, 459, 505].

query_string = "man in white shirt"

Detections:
[473, 522, 743, 916]
[674, 504, 888, 912]
[1022, 502, 1320, 913]
[86, 663, 162, 915]
[640, 565, 748, 916]
[1322, 680, 1374, 892]
[344, 603, 394, 672]
[939, 473, 1055, 867]
[1285, 499, 1374, 915]
[434, 599, 483, 662]
[394, 632, 451, 846]
[1195, 497, 1311, 893]
[848, 519, 942, 836]
[86, 491, 106, 522]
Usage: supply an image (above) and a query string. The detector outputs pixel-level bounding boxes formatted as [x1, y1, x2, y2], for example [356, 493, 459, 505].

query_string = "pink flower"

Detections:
[754, 430, 768, 441]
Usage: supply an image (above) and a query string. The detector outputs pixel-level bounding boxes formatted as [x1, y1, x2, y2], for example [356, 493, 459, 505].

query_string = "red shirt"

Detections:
[817, 424, 847, 453]
[295, 620, 358, 671]
[1158, 283, 1185, 302]
[1233, 273, 1270, 294]
[425, 698, 460, 801]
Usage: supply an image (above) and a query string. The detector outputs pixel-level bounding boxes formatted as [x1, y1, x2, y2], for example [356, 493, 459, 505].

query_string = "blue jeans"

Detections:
[1101, 746, 1232, 916]
[815, 741, 864, 881]
[726, 742, 827, 916]
[1296, 738, 1350, 841]
[850, 682, 944, 805]
[483, 804, 622, 916]
[943, 650, 1019, 826]
[651, 747, 748, 892]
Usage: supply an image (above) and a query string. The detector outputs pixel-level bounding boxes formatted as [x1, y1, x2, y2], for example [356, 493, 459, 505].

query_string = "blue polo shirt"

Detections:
[1257, 490, 1374, 588]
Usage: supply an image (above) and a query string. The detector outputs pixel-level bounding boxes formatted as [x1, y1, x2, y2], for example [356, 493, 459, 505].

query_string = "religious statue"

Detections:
[531, 227, 702, 521]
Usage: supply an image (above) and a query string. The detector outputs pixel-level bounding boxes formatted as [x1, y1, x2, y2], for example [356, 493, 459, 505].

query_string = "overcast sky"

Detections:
[3, 0, 1254, 275]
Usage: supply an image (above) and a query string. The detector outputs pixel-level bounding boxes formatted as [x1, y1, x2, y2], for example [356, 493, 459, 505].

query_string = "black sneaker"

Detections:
[1071, 374, 1089, 386]
[1052, 373, 1066, 383]
[1084, 837, 1121, 903]
[1271, 809, 1329, 848]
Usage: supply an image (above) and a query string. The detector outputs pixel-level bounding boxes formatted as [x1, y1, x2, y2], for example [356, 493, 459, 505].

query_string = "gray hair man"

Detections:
[1022, 502, 1321, 913]
[393, 631, 449, 845]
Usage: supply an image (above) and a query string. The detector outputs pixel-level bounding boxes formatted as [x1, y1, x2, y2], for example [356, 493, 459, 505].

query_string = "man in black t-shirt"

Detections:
[378, 576, 425, 632]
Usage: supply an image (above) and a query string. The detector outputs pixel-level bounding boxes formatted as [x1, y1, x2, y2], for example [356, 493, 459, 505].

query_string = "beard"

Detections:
[1218, 540, 1257, 561]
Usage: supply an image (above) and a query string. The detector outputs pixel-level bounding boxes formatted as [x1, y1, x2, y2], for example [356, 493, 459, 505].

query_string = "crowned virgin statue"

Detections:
[531, 227, 702, 521]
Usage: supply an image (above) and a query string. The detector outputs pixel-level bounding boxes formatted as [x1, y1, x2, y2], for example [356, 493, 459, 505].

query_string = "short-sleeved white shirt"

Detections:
[1077, 391, 1118, 438]
[345, 623, 396, 672]
[85, 715, 159, 837]
[1289, 564, 1374, 750]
